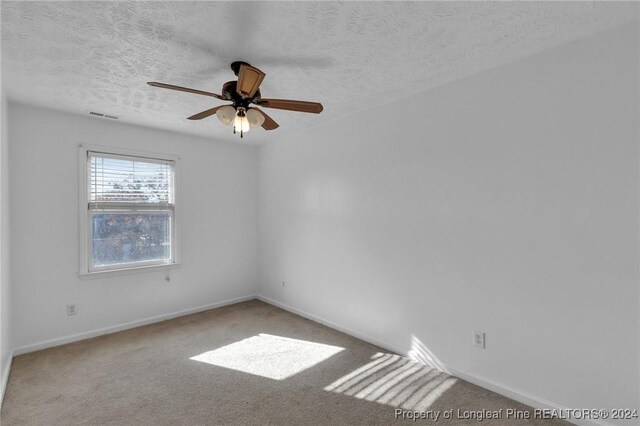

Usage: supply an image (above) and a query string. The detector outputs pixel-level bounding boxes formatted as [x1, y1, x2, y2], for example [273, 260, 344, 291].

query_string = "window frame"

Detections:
[78, 144, 181, 278]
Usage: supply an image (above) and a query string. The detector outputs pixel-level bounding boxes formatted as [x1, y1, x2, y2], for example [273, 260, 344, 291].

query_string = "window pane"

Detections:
[89, 154, 173, 204]
[91, 212, 172, 268]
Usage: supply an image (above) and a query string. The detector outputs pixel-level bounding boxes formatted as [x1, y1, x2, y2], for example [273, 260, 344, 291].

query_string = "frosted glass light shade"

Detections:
[216, 106, 236, 125]
[246, 108, 265, 128]
[233, 114, 250, 132]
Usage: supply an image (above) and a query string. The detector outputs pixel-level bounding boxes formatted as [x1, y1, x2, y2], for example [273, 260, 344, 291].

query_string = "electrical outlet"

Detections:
[472, 331, 485, 348]
[67, 304, 78, 316]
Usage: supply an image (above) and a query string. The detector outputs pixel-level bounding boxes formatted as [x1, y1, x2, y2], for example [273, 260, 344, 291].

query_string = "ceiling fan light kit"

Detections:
[233, 108, 250, 137]
[215, 105, 236, 125]
[147, 61, 323, 139]
[246, 108, 266, 128]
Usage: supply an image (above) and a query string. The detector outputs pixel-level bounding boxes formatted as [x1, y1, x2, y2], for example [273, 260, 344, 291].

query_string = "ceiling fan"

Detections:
[147, 61, 323, 138]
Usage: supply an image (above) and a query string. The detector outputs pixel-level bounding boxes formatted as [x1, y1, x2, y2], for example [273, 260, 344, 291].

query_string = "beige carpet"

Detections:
[2, 300, 568, 425]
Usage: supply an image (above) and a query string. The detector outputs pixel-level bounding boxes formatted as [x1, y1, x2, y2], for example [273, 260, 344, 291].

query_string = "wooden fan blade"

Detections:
[256, 98, 323, 114]
[251, 107, 279, 130]
[147, 82, 226, 100]
[187, 105, 228, 120]
[236, 64, 266, 99]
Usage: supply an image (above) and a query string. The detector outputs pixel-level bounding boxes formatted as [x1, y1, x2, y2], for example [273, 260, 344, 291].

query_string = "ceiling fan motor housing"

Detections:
[222, 81, 261, 109]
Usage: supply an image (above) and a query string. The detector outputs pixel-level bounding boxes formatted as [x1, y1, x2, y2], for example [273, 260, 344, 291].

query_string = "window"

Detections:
[79, 146, 179, 275]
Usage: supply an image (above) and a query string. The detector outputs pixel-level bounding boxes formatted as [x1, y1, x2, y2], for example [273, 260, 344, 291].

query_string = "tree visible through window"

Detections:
[87, 152, 175, 271]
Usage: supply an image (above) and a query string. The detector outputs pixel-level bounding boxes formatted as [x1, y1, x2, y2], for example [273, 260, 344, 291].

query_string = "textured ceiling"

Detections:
[2, 1, 638, 144]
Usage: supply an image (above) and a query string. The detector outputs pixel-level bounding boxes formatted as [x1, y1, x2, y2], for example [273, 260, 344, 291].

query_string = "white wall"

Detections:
[9, 103, 259, 351]
[259, 22, 639, 420]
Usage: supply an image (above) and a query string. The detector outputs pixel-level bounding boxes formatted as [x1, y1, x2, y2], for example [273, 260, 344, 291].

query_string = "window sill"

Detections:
[78, 262, 180, 280]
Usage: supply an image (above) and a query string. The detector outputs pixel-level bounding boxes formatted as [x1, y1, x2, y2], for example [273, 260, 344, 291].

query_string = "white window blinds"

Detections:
[84, 150, 177, 272]
[88, 152, 174, 208]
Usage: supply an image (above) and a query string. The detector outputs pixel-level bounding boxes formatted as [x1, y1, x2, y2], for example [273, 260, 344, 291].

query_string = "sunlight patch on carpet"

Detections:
[190, 333, 344, 380]
[324, 352, 457, 410]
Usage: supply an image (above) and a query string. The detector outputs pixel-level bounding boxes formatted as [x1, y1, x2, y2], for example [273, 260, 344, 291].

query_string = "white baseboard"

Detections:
[445, 367, 610, 426]
[257, 294, 610, 426]
[0, 351, 13, 411]
[13, 294, 257, 356]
